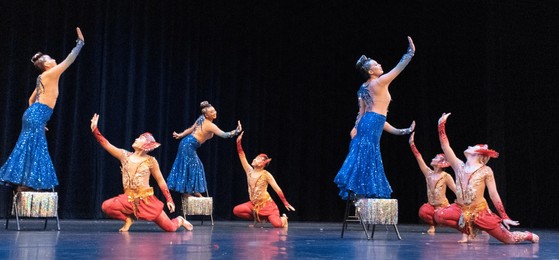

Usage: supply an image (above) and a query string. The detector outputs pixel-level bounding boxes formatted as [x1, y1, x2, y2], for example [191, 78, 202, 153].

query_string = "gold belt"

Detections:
[124, 187, 154, 218]
[252, 193, 272, 222]
[458, 199, 489, 236]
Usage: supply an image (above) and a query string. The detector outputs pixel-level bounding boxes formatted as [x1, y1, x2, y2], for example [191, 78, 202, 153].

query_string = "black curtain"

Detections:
[1, 1, 558, 228]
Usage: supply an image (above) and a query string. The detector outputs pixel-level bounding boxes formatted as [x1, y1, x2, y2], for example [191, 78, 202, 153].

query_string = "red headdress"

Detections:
[140, 132, 161, 152]
[473, 144, 499, 158]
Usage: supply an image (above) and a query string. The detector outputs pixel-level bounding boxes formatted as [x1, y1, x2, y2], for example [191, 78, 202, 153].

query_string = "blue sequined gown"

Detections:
[0, 102, 58, 190]
[166, 135, 207, 194]
[334, 84, 392, 199]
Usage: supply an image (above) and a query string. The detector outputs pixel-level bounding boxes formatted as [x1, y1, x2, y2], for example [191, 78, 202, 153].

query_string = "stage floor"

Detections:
[0, 219, 554, 259]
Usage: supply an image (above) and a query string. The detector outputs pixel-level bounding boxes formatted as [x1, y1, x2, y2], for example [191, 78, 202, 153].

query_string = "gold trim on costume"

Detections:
[124, 187, 154, 218]
[458, 199, 489, 237]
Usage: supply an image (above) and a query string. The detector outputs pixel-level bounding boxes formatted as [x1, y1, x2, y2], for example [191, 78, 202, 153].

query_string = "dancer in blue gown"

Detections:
[0, 27, 84, 191]
[167, 101, 241, 197]
[334, 37, 415, 199]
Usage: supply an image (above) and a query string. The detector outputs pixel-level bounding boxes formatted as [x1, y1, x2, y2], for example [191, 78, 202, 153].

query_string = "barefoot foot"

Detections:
[178, 216, 193, 231]
[427, 225, 435, 234]
[458, 233, 468, 243]
[119, 217, 133, 232]
[281, 214, 288, 228]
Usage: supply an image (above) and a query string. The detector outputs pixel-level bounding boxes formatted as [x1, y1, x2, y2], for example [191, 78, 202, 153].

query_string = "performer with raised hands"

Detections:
[90, 113, 192, 232]
[335, 36, 416, 199]
[409, 131, 457, 234]
[233, 132, 295, 228]
[434, 113, 538, 243]
[0, 27, 85, 191]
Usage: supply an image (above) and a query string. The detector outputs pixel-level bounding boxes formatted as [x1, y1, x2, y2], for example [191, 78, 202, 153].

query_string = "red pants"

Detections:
[233, 200, 283, 228]
[418, 203, 437, 226]
[102, 194, 181, 232]
[434, 203, 535, 244]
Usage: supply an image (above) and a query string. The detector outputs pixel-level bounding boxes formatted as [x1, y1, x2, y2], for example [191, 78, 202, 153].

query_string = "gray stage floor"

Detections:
[0, 220, 554, 259]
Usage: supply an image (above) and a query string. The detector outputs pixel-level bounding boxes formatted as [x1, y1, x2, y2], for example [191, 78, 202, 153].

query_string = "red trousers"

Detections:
[418, 203, 437, 226]
[233, 200, 283, 228]
[434, 203, 535, 244]
[102, 194, 181, 232]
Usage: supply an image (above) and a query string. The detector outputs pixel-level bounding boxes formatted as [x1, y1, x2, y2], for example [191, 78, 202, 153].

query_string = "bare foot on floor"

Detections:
[529, 232, 539, 243]
[458, 233, 469, 243]
[178, 216, 193, 231]
[119, 217, 133, 232]
[427, 225, 435, 234]
[281, 214, 288, 228]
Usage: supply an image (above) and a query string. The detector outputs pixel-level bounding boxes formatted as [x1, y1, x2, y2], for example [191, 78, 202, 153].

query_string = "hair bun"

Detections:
[31, 52, 44, 64]
[200, 101, 212, 109]
[355, 55, 368, 69]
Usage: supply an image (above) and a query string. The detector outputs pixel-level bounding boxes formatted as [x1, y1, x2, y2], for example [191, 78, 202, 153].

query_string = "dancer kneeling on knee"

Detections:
[91, 113, 192, 232]
[233, 132, 295, 228]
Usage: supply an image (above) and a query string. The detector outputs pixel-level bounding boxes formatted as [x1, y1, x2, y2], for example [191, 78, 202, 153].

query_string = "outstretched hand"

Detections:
[409, 131, 415, 145]
[236, 120, 242, 133]
[167, 202, 175, 213]
[76, 27, 84, 42]
[502, 218, 519, 230]
[408, 120, 416, 133]
[285, 204, 296, 211]
[90, 113, 99, 131]
[236, 131, 244, 143]
[172, 131, 183, 139]
[438, 113, 451, 125]
[407, 36, 415, 53]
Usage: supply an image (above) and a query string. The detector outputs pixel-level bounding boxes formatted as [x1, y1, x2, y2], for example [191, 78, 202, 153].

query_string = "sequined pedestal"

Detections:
[181, 195, 214, 225]
[5, 191, 60, 230]
[342, 197, 401, 240]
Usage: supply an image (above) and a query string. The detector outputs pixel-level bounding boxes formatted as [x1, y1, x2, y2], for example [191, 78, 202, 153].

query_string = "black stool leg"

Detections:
[340, 193, 352, 238]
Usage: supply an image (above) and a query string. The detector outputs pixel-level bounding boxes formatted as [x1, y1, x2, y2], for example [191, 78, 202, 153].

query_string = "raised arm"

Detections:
[210, 120, 242, 139]
[90, 113, 123, 160]
[409, 132, 431, 176]
[236, 132, 252, 174]
[266, 172, 295, 211]
[484, 168, 518, 229]
[150, 158, 175, 213]
[47, 27, 85, 77]
[377, 36, 415, 86]
[437, 113, 462, 170]
[383, 120, 415, 135]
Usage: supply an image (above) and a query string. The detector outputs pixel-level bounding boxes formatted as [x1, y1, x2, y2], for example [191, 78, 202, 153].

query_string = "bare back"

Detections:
[191, 120, 216, 144]
[35, 71, 62, 109]
[368, 80, 392, 115]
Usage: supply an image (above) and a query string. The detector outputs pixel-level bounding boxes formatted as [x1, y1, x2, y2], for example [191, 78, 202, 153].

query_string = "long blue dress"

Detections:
[166, 134, 207, 194]
[0, 101, 58, 190]
[334, 84, 392, 199]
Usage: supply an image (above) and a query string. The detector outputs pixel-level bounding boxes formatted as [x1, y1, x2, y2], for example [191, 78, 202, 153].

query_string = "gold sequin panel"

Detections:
[355, 198, 398, 225]
[12, 192, 58, 217]
[182, 196, 213, 215]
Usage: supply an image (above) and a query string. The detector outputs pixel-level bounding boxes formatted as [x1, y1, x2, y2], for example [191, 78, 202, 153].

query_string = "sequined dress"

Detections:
[0, 86, 57, 189]
[334, 83, 390, 199]
[167, 135, 206, 193]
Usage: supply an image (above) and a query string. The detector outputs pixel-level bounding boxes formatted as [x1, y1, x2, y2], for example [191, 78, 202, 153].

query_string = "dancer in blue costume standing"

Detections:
[167, 101, 242, 197]
[0, 27, 84, 191]
[334, 37, 415, 199]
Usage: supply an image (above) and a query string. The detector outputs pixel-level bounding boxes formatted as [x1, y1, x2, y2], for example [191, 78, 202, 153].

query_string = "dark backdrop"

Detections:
[1, 1, 558, 228]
